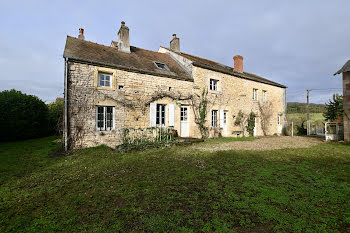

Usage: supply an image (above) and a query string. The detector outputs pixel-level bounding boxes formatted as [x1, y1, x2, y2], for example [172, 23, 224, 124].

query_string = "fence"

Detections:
[310, 125, 325, 136]
[284, 121, 325, 136]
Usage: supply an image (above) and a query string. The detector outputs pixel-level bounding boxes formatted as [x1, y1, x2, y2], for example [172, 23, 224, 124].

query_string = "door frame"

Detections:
[180, 106, 190, 137]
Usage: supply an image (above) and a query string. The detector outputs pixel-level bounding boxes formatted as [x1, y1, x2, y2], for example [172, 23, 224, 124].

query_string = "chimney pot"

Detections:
[170, 34, 180, 52]
[78, 28, 85, 40]
[233, 55, 243, 73]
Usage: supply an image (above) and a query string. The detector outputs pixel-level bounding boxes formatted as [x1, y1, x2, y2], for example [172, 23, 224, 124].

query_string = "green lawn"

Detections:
[1, 137, 350, 232]
[287, 113, 325, 124]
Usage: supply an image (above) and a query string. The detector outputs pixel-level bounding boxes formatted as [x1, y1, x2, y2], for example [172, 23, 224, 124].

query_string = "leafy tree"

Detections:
[323, 94, 343, 121]
[0, 89, 49, 141]
[48, 100, 64, 135]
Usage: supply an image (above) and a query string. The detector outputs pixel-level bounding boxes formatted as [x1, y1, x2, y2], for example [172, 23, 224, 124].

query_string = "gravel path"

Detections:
[191, 136, 324, 152]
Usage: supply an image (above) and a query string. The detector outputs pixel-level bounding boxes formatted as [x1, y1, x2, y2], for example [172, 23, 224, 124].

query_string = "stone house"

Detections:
[334, 60, 350, 142]
[63, 22, 287, 150]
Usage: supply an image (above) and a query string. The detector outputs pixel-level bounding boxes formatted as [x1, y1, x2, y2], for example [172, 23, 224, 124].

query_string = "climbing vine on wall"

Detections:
[246, 112, 256, 136]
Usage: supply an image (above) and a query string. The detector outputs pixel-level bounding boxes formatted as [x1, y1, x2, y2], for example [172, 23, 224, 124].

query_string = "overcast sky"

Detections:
[0, 0, 348, 103]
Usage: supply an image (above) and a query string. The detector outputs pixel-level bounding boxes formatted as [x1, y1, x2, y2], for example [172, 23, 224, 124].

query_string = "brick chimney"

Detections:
[233, 55, 243, 72]
[170, 34, 180, 52]
[118, 21, 130, 53]
[78, 28, 85, 40]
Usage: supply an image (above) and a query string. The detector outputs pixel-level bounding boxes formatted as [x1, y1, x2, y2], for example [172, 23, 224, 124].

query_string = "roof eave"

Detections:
[63, 56, 194, 82]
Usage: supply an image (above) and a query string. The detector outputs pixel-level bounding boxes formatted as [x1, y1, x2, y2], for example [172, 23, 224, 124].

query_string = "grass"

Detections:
[1, 137, 350, 232]
[287, 113, 325, 124]
[204, 136, 254, 144]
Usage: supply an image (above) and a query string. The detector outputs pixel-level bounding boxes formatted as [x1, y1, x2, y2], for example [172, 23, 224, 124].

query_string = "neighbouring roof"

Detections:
[63, 36, 192, 81]
[161, 47, 286, 88]
[334, 60, 350, 75]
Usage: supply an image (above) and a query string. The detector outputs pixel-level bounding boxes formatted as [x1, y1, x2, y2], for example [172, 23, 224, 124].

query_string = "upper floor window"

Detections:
[262, 90, 267, 102]
[96, 106, 114, 131]
[253, 88, 258, 101]
[154, 61, 170, 71]
[210, 79, 218, 91]
[156, 104, 166, 126]
[211, 110, 218, 128]
[98, 73, 112, 87]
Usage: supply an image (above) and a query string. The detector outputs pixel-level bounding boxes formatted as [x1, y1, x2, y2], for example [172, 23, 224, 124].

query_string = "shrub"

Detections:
[0, 89, 49, 141]
[48, 100, 64, 135]
[296, 120, 307, 136]
[246, 112, 256, 136]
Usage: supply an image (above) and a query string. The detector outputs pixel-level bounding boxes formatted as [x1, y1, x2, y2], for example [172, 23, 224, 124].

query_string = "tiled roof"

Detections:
[161, 47, 286, 88]
[63, 36, 193, 81]
[334, 60, 350, 75]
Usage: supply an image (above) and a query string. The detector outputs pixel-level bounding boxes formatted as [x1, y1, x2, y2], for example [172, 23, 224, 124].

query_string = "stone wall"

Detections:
[343, 72, 350, 141]
[67, 61, 194, 149]
[66, 60, 286, 149]
[191, 66, 285, 138]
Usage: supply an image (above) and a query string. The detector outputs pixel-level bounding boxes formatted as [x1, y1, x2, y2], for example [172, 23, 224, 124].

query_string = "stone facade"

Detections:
[343, 71, 350, 141]
[66, 59, 286, 149]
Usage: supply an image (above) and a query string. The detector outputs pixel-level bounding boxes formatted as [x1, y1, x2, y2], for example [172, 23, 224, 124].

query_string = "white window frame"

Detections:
[253, 88, 258, 101]
[98, 72, 112, 88]
[209, 79, 218, 91]
[156, 104, 166, 126]
[262, 90, 267, 102]
[278, 115, 281, 125]
[180, 107, 188, 121]
[223, 111, 227, 124]
[96, 106, 115, 131]
[211, 110, 218, 128]
[153, 61, 170, 71]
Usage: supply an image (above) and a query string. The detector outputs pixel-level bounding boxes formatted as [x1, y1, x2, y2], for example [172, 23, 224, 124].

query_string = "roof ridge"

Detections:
[67, 35, 165, 56]
[66, 35, 119, 51]
[160, 46, 231, 69]
[160, 46, 285, 87]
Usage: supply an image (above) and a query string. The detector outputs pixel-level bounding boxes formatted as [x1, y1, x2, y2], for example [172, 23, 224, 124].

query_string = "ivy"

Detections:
[195, 88, 209, 139]
[246, 112, 256, 136]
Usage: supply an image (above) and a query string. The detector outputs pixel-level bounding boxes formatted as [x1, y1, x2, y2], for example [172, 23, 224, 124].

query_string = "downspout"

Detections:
[283, 88, 287, 126]
[64, 58, 69, 151]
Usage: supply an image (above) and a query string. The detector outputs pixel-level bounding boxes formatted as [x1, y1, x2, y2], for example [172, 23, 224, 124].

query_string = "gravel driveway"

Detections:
[191, 136, 324, 152]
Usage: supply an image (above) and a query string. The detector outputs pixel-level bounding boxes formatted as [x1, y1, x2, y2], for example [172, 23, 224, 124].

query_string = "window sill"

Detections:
[209, 90, 222, 95]
[96, 129, 115, 133]
[97, 86, 115, 91]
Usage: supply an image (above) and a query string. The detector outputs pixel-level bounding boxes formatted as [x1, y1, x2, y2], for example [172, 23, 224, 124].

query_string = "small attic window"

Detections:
[153, 61, 170, 71]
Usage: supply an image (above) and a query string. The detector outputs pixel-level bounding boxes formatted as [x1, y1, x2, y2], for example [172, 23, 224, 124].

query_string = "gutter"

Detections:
[64, 58, 68, 151]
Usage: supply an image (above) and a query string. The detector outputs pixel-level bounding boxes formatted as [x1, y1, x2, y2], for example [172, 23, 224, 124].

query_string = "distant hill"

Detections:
[287, 102, 326, 114]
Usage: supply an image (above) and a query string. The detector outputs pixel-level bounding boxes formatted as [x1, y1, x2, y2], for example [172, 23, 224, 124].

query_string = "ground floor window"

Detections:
[278, 115, 281, 125]
[96, 106, 114, 131]
[211, 110, 218, 128]
[156, 104, 166, 126]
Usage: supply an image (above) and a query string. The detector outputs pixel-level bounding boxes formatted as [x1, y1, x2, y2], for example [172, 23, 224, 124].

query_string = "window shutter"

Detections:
[150, 102, 156, 127]
[220, 109, 224, 128]
[168, 104, 175, 127]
